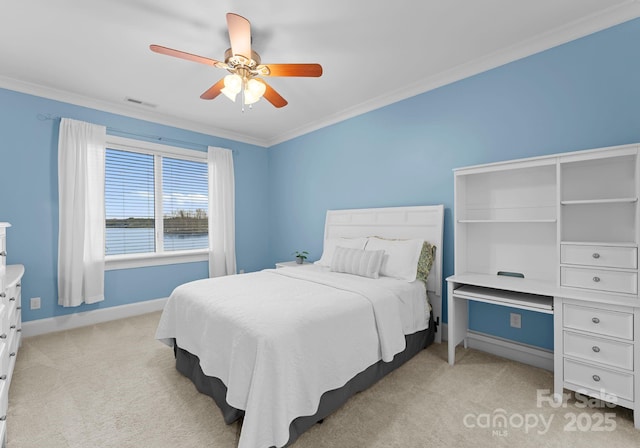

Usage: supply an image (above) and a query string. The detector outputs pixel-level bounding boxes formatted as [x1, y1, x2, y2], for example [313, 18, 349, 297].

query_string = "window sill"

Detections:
[105, 250, 208, 271]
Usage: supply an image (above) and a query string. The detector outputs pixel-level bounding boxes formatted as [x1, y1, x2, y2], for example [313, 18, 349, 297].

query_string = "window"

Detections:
[162, 156, 208, 251]
[104, 136, 209, 269]
[105, 149, 155, 255]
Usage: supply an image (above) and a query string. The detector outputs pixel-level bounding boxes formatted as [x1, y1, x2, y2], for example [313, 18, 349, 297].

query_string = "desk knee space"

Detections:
[447, 282, 469, 365]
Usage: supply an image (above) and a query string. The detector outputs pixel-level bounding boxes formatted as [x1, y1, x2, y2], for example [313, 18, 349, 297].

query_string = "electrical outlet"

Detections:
[30, 297, 41, 310]
[510, 312, 521, 329]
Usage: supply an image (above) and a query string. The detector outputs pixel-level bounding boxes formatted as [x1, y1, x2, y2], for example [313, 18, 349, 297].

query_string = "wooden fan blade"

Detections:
[259, 80, 288, 108]
[200, 78, 226, 100]
[226, 13, 252, 59]
[150, 44, 220, 66]
[262, 63, 323, 77]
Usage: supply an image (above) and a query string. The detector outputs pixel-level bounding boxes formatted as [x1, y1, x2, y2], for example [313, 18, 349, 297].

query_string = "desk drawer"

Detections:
[564, 358, 633, 402]
[563, 303, 633, 340]
[561, 244, 637, 269]
[563, 331, 633, 370]
[560, 266, 637, 294]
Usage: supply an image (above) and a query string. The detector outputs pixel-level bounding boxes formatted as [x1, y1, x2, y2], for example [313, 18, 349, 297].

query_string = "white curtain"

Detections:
[57, 118, 106, 307]
[208, 147, 237, 277]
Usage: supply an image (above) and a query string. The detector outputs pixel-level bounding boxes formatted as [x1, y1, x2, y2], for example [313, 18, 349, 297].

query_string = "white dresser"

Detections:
[446, 144, 640, 429]
[0, 223, 24, 446]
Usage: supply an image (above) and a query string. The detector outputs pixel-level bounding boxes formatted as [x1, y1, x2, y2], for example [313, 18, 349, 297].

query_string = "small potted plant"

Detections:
[293, 250, 309, 264]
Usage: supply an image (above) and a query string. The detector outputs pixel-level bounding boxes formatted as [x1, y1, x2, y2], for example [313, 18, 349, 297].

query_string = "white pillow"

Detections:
[365, 237, 423, 282]
[315, 237, 368, 267]
[330, 247, 385, 279]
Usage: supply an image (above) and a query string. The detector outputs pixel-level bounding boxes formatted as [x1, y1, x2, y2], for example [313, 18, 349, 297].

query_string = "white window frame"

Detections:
[104, 135, 208, 271]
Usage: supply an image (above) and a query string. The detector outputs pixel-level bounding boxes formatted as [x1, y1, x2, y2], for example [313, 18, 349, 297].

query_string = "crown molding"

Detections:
[266, 0, 640, 146]
[0, 75, 269, 147]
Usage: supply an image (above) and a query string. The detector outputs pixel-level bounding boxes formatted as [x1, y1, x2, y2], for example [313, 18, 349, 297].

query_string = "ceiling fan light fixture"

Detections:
[244, 78, 267, 105]
[221, 74, 242, 101]
[150, 12, 322, 109]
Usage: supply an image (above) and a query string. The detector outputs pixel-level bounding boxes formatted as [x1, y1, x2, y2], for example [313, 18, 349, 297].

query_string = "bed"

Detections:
[156, 205, 444, 448]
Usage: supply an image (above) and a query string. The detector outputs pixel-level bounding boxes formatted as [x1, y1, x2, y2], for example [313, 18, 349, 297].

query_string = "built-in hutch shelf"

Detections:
[447, 144, 640, 430]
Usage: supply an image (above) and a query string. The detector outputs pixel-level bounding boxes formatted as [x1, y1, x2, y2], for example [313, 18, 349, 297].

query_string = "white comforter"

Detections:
[156, 266, 427, 448]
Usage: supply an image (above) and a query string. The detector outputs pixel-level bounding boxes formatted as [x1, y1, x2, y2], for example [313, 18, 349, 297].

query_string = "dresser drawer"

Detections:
[564, 358, 634, 402]
[560, 266, 637, 294]
[7, 301, 17, 330]
[0, 304, 6, 342]
[8, 303, 18, 353]
[0, 343, 7, 380]
[7, 326, 17, 361]
[0, 380, 6, 420]
[0, 235, 5, 270]
[563, 331, 633, 370]
[2, 283, 17, 307]
[561, 244, 637, 269]
[563, 303, 633, 340]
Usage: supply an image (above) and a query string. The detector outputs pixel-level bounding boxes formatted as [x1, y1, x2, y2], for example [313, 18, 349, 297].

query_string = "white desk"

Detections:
[446, 274, 554, 366]
[446, 273, 640, 429]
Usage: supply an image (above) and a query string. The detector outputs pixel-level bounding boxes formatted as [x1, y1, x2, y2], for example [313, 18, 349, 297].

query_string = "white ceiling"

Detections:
[1, 0, 638, 147]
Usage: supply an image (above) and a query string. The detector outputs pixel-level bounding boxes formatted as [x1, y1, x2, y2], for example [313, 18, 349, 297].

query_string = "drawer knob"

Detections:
[592, 253, 600, 259]
[0, 334, 6, 339]
[0, 416, 5, 422]
[592, 276, 601, 283]
[592, 374, 601, 382]
[592, 317, 600, 324]
[16, 283, 20, 287]
[0, 251, 6, 257]
[0, 375, 5, 380]
[592, 346, 601, 353]
[0, 293, 5, 298]
[9, 297, 15, 302]
[10, 325, 16, 330]
[9, 352, 15, 357]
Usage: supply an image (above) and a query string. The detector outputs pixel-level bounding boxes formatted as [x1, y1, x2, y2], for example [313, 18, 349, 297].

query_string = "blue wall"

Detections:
[268, 19, 640, 350]
[0, 89, 270, 322]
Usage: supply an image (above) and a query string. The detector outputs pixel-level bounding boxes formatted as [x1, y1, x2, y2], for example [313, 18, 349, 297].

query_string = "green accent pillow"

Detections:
[416, 241, 436, 284]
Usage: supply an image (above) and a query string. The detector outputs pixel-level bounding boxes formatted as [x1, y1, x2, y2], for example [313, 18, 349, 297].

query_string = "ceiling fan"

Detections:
[150, 12, 323, 109]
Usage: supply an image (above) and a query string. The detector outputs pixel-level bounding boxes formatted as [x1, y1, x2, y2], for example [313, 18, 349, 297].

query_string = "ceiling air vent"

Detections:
[124, 97, 157, 108]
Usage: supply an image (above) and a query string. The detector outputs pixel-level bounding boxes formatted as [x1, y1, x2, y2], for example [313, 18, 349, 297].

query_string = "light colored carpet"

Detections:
[8, 312, 640, 447]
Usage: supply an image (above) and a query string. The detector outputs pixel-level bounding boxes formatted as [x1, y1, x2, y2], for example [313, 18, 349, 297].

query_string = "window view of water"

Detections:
[104, 147, 209, 257]
[105, 227, 208, 256]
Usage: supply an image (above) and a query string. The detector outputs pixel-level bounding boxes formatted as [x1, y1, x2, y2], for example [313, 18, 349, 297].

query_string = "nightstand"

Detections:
[275, 261, 308, 268]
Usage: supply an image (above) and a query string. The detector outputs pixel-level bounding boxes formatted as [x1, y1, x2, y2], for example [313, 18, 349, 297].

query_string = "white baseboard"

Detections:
[21, 297, 168, 338]
[440, 323, 553, 371]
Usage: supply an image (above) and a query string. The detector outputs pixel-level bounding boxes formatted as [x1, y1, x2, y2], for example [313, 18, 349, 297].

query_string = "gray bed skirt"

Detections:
[173, 316, 436, 447]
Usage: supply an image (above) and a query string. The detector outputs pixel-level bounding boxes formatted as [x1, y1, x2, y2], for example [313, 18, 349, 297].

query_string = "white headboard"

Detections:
[323, 205, 444, 343]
